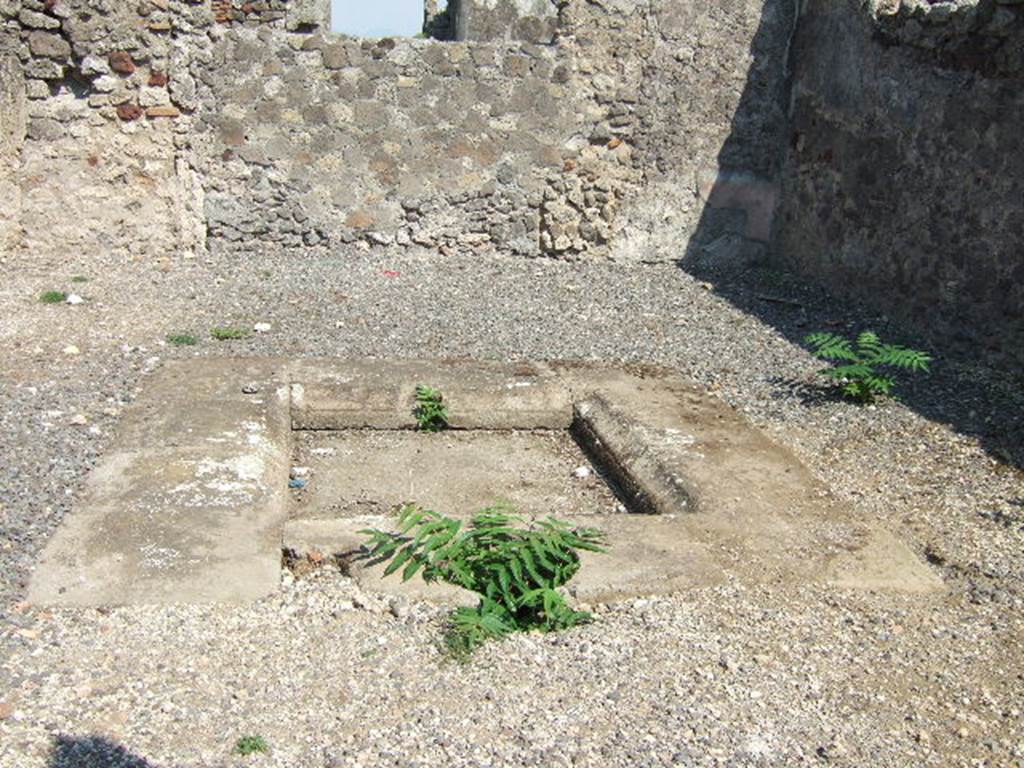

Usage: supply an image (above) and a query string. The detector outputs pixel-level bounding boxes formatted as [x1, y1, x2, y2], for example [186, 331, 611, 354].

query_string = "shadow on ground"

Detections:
[679, 0, 1024, 472]
[49, 735, 155, 768]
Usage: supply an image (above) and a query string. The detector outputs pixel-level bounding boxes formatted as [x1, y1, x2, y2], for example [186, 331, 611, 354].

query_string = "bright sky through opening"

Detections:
[331, 0, 434, 38]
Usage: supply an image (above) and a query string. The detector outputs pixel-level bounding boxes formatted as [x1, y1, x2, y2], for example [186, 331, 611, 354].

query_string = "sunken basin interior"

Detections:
[289, 428, 628, 521]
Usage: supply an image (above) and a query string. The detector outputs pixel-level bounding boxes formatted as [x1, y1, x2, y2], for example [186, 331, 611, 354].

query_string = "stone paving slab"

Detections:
[28, 359, 291, 606]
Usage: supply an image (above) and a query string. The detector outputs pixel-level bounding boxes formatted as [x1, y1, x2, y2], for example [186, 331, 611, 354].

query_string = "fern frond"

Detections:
[875, 346, 932, 372]
[364, 503, 604, 657]
[806, 333, 858, 362]
[805, 329, 931, 403]
[855, 331, 882, 357]
[414, 384, 449, 432]
[864, 374, 893, 391]
[446, 604, 515, 659]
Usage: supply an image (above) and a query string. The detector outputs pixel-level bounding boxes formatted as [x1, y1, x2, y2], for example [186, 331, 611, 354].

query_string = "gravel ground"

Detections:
[1, 247, 1022, 767]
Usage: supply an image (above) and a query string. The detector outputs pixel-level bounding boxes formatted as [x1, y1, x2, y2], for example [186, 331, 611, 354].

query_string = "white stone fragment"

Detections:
[80, 55, 109, 76]
[92, 75, 118, 93]
[139, 86, 170, 108]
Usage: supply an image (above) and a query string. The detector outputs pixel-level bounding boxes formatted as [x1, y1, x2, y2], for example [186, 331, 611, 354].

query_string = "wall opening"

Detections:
[330, 0, 448, 38]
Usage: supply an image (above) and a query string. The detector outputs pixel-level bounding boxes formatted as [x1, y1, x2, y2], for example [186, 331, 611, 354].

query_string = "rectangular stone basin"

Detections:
[28, 357, 944, 608]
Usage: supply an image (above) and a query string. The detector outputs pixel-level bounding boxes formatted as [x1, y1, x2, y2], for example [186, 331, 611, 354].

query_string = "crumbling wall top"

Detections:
[212, 0, 330, 31]
[866, 0, 1024, 75]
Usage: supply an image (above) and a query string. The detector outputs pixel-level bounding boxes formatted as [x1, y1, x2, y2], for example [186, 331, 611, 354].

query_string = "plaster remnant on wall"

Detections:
[0, 52, 26, 258]
[696, 168, 779, 243]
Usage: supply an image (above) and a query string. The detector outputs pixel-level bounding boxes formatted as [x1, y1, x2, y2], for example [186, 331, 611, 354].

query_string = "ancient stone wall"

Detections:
[2, 0, 793, 263]
[197, 33, 581, 254]
[196, 0, 793, 258]
[1, 0, 209, 263]
[616, 0, 792, 264]
[777, 0, 1024, 367]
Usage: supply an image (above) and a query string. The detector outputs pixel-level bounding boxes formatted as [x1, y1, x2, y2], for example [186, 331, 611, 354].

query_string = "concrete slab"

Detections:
[567, 515, 726, 601]
[28, 359, 291, 606]
[553, 362, 945, 594]
[290, 429, 621, 521]
[572, 395, 695, 516]
[282, 514, 725, 605]
[825, 528, 946, 594]
[289, 358, 571, 430]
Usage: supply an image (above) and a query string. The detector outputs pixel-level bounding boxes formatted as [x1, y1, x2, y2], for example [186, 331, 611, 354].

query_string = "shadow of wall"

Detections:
[778, 0, 1024, 371]
[49, 735, 155, 768]
[679, 0, 1024, 469]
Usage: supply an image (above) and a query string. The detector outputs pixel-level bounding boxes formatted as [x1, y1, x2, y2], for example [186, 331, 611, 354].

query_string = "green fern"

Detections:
[361, 504, 605, 658]
[805, 330, 931, 403]
[38, 291, 67, 304]
[414, 385, 449, 432]
[234, 735, 268, 755]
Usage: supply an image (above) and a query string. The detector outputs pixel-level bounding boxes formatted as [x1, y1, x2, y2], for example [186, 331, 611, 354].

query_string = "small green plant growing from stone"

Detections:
[362, 504, 605, 659]
[414, 384, 449, 431]
[210, 326, 250, 341]
[70, 275, 90, 283]
[805, 330, 931, 403]
[166, 333, 198, 346]
[38, 291, 67, 304]
[234, 735, 269, 756]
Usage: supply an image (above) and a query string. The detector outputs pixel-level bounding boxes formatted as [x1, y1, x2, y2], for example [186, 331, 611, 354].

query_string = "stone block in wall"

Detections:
[0, 1, 21, 20]
[28, 30, 71, 59]
[286, 0, 329, 31]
